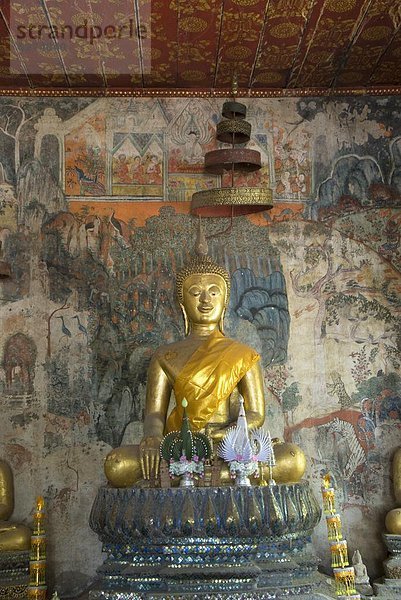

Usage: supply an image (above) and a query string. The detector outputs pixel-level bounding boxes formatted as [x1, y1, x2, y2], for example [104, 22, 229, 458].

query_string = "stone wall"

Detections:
[0, 95, 400, 596]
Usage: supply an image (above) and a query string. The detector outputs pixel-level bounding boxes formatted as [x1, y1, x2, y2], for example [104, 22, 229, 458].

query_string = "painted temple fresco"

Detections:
[0, 95, 400, 595]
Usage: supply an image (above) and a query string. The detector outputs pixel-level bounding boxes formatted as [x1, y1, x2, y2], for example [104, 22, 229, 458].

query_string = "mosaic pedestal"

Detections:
[89, 483, 335, 599]
[373, 534, 401, 599]
[0, 550, 29, 599]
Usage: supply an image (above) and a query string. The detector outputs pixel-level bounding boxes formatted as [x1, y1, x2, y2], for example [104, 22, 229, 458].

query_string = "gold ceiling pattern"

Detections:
[1, 0, 401, 94]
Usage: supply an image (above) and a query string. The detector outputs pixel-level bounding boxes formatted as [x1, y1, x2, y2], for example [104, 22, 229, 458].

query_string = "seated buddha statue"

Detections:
[385, 447, 401, 534]
[0, 459, 31, 551]
[104, 251, 305, 487]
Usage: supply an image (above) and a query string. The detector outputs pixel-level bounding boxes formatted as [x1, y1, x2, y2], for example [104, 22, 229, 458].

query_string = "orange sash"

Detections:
[166, 330, 260, 433]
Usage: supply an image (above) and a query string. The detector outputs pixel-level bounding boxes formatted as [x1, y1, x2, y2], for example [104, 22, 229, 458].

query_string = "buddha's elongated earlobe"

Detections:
[219, 308, 226, 334]
[180, 303, 190, 336]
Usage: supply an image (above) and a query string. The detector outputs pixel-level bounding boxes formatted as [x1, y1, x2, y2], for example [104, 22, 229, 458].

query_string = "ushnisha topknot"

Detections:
[175, 254, 231, 305]
[176, 218, 231, 305]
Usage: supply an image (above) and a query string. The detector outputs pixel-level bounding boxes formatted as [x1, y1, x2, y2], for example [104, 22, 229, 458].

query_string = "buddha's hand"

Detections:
[205, 423, 231, 442]
[139, 436, 162, 480]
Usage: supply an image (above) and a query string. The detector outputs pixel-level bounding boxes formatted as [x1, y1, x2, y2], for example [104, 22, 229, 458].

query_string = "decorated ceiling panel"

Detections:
[252, 0, 315, 88]
[0, 0, 401, 94]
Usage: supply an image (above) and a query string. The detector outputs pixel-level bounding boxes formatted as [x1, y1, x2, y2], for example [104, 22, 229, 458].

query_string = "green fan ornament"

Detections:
[160, 399, 212, 487]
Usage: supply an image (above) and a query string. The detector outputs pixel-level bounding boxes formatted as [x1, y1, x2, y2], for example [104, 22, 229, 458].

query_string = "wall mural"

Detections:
[0, 95, 400, 596]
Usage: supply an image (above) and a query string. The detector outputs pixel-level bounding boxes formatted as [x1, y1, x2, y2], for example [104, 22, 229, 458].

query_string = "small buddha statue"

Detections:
[105, 250, 305, 487]
[351, 550, 369, 584]
[0, 459, 31, 551]
[351, 549, 373, 596]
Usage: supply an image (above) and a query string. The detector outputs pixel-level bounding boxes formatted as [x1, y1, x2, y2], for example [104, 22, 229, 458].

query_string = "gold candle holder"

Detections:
[333, 566, 357, 596]
[28, 496, 47, 600]
[326, 514, 343, 541]
[33, 496, 45, 535]
[322, 473, 332, 489]
[330, 539, 349, 568]
[321, 474, 359, 598]
[29, 561, 46, 586]
[322, 487, 336, 515]
[31, 536, 46, 561]
[28, 589, 47, 600]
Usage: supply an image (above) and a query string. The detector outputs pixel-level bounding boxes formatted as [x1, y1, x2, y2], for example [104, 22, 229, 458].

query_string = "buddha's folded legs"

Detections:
[104, 440, 306, 488]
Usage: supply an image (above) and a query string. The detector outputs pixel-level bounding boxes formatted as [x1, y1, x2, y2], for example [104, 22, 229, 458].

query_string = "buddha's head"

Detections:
[176, 255, 230, 335]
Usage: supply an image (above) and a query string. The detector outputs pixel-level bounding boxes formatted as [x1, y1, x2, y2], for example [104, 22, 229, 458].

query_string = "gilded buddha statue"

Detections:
[385, 447, 401, 534]
[104, 250, 305, 487]
[378, 447, 401, 592]
[0, 459, 31, 551]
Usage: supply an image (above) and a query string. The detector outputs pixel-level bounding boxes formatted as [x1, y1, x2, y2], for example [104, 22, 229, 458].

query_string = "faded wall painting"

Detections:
[65, 114, 107, 196]
[0, 95, 400, 596]
[111, 132, 164, 197]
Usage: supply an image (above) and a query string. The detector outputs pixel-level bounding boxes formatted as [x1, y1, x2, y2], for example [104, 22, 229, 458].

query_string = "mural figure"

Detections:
[111, 133, 164, 197]
[65, 116, 106, 196]
[380, 218, 400, 256]
[357, 398, 376, 451]
[390, 137, 401, 192]
[2, 333, 37, 395]
[114, 154, 130, 183]
[182, 130, 204, 164]
[272, 122, 311, 200]
[171, 109, 213, 171]
[143, 154, 162, 183]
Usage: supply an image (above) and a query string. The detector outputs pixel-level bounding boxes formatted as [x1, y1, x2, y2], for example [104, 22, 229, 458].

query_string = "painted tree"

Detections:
[327, 293, 400, 374]
[289, 225, 372, 343]
[0, 97, 93, 179]
[281, 381, 303, 426]
[0, 100, 40, 175]
[350, 346, 373, 386]
[273, 221, 392, 404]
[351, 371, 401, 407]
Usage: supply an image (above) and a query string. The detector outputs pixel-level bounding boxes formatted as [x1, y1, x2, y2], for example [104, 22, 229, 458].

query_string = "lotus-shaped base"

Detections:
[89, 482, 328, 598]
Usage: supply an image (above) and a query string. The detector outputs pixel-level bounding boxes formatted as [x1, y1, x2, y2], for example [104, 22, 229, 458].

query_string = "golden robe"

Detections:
[166, 330, 260, 433]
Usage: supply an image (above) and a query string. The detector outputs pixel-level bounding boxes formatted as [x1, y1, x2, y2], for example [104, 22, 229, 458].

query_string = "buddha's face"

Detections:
[182, 273, 227, 326]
